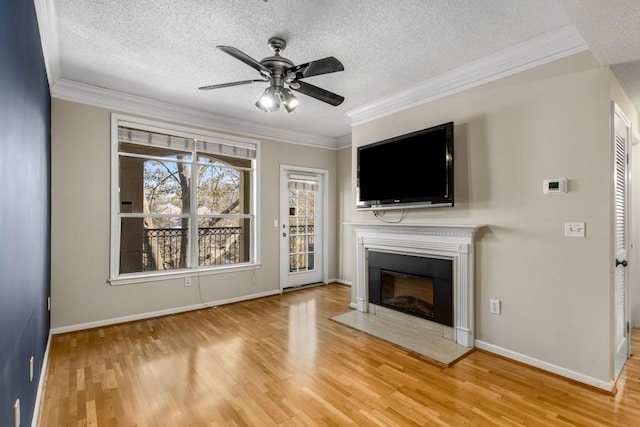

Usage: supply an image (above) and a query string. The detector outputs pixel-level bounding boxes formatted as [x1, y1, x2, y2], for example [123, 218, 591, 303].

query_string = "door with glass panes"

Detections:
[280, 170, 323, 288]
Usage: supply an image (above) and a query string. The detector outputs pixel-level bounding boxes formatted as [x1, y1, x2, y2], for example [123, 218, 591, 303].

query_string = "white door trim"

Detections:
[279, 165, 329, 292]
[631, 131, 640, 329]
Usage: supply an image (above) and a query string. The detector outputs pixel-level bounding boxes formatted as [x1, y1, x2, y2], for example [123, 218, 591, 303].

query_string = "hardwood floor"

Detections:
[39, 284, 640, 426]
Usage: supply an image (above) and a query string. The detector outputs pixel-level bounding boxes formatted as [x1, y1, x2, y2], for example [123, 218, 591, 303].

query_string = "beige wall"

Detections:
[51, 99, 338, 328]
[343, 52, 617, 382]
[336, 146, 353, 285]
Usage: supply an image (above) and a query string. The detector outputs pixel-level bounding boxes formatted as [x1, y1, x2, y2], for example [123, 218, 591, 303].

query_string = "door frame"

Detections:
[612, 101, 632, 379]
[279, 165, 329, 292]
[631, 129, 640, 330]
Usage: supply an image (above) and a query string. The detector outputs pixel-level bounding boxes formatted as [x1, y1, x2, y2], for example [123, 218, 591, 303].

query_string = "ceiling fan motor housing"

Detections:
[261, 38, 293, 89]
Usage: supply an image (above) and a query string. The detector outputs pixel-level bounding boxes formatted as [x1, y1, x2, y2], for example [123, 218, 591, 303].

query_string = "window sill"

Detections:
[109, 263, 262, 286]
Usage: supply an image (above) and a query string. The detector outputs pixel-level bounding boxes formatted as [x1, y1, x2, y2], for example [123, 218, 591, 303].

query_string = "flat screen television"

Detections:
[356, 121, 454, 210]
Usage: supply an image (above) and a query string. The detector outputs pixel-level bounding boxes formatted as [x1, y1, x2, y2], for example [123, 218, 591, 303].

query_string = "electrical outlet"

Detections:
[29, 356, 34, 382]
[184, 277, 192, 287]
[489, 299, 501, 315]
[14, 399, 20, 427]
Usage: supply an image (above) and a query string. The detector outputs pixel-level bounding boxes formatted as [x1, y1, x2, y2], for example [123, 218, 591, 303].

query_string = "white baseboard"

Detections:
[475, 340, 615, 392]
[331, 279, 352, 286]
[50, 289, 281, 334]
[31, 331, 51, 427]
[349, 302, 359, 310]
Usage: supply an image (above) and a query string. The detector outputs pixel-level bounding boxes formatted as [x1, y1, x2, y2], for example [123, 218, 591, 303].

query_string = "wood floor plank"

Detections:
[39, 284, 640, 426]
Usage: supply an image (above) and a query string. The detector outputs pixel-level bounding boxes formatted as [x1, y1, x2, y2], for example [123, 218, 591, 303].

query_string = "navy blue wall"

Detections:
[0, 0, 51, 425]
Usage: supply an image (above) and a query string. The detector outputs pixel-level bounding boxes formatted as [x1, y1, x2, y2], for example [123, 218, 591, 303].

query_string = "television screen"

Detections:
[357, 122, 454, 209]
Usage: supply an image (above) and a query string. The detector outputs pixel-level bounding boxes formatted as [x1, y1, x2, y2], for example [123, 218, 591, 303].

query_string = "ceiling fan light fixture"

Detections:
[281, 88, 298, 113]
[256, 86, 280, 112]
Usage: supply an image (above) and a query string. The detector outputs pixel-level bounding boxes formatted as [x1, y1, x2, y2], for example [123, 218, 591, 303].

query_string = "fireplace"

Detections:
[368, 251, 453, 326]
[353, 223, 483, 347]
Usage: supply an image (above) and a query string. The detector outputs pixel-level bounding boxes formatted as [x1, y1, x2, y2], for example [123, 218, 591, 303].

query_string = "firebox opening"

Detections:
[368, 251, 453, 327]
[381, 270, 434, 320]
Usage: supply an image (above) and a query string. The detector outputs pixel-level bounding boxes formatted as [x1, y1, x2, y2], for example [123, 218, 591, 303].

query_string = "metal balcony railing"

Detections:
[142, 226, 243, 271]
[288, 224, 314, 234]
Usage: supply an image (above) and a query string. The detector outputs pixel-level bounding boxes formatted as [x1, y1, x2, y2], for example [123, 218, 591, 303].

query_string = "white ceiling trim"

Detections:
[336, 134, 352, 150]
[347, 26, 589, 127]
[33, 0, 61, 87]
[51, 79, 339, 149]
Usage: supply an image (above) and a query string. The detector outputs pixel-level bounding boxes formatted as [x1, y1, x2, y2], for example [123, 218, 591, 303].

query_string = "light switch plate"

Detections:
[564, 221, 585, 238]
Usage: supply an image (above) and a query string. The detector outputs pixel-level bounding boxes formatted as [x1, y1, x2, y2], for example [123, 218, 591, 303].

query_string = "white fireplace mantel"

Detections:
[349, 222, 485, 348]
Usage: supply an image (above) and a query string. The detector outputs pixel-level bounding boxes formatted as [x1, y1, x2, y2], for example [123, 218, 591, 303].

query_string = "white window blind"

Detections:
[118, 126, 257, 159]
[118, 127, 194, 151]
[197, 140, 256, 160]
[288, 174, 318, 192]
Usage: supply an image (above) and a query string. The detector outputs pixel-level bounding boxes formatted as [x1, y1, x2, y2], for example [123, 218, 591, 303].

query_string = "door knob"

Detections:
[616, 259, 628, 267]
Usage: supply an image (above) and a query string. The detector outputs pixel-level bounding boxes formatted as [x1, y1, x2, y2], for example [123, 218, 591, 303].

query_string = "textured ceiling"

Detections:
[52, 1, 640, 141]
[558, 0, 640, 129]
[557, 0, 640, 65]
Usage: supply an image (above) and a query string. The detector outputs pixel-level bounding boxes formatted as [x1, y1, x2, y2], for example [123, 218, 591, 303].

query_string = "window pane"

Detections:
[120, 156, 191, 214]
[197, 164, 250, 214]
[120, 217, 189, 274]
[298, 197, 306, 216]
[198, 218, 250, 266]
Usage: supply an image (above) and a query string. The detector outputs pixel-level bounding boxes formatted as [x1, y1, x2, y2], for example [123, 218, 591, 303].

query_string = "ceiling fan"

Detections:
[199, 37, 345, 113]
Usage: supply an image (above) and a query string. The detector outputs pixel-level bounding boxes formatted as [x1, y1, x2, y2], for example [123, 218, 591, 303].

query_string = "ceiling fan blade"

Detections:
[288, 57, 344, 80]
[198, 79, 266, 90]
[291, 80, 344, 106]
[217, 45, 272, 77]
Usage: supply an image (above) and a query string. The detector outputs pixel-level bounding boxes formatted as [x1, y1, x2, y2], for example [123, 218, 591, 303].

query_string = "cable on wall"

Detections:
[373, 209, 407, 224]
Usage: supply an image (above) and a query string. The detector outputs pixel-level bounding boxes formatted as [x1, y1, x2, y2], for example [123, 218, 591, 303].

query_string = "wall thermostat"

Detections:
[543, 178, 567, 194]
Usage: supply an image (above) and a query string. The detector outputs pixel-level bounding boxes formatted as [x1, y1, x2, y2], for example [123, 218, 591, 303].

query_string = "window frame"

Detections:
[109, 114, 260, 285]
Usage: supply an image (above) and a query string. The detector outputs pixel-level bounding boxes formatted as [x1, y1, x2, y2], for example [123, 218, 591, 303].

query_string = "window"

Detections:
[111, 115, 258, 281]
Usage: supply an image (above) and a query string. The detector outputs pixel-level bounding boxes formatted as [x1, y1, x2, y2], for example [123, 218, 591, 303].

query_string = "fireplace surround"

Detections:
[351, 223, 484, 347]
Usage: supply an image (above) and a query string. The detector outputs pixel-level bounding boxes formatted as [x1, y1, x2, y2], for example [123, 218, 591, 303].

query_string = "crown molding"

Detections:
[336, 134, 352, 150]
[51, 79, 339, 149]
[33, 0, 61, 87]
[346, 26, 589, 126]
